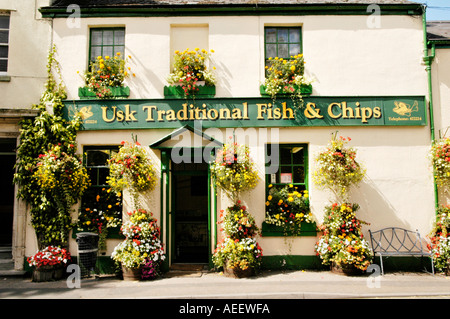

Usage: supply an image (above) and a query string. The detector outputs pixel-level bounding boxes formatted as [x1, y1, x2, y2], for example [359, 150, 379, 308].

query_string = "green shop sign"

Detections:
[63, 96, 427, 130]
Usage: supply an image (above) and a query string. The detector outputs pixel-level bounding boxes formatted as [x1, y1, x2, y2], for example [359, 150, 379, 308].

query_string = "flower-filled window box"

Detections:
[264, 184, 316, 236]
[78, 86, 130, 99]
[165, 48, 216, 98]
[259, 83, 312, 98]
[262, 54, 313, 103]
[261, 221, 317, 237]
[79, 53, 134, 99]
[164, 83, 215, 99]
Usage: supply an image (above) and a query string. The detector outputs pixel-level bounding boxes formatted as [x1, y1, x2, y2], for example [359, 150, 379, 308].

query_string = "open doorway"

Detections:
[0, 139, 16, 247]
[171, 161, 209, 264]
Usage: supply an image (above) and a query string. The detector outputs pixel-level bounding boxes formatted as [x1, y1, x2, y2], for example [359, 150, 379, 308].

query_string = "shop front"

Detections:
[66, 95, 431, 270]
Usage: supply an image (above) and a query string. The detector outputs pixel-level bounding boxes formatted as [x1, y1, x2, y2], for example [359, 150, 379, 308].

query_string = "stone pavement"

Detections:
[0, 268, 449, 300]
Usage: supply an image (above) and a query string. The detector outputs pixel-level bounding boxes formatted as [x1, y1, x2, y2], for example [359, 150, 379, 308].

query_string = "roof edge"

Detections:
[39, 3, 425, 18]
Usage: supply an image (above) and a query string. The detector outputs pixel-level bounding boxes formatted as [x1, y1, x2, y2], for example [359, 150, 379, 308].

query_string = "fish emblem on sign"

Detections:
[393, 101, 419, 117]
[79, 105, 94, 120]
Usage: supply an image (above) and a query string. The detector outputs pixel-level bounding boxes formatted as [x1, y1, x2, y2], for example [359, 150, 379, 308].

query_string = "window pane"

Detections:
[278, 44, 289, 58]
[292, 146, 304, 164]
[265, 28, 277, 43]
[91, 30, 103, 45]
[98, 168, 109, 185]
[266, 44, 277, 59]
[0, 59, 7, 72]
[114, 30, 125, 45]
[277, 29, 288, 43]
[90, 46, 101, 60]
[88, 168, 99, 185]
[86, 150, 110, 166]
[0, 46, 8, 58]
[114, 45, 125, 57]
[0, 16, 9, 29]
[293, 166, 305, 183]
[289, 29, 300, 43]
[102, 46, 113, 58]
[103, 30, 114, 45]
[280, 147, 292, 165]
[289, 44, 301, 57]
[0, 30, 9, 44]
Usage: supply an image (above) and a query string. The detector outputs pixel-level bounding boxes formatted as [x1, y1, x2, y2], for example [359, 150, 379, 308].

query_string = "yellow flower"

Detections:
[268, 195, 272, 201]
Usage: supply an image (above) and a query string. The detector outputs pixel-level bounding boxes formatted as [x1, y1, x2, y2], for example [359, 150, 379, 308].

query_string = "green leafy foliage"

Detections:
[13, 46, 84, 248]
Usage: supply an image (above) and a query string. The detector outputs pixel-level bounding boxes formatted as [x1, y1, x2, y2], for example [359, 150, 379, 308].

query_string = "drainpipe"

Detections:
[422, 6, 439, 209]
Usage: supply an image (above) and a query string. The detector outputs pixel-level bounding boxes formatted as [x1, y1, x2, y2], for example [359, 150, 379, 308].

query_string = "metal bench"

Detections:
[368, 227, 434, 275]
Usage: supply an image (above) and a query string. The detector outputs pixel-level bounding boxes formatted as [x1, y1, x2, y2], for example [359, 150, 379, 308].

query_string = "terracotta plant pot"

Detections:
[122, 266, 141, 281]
[223, 261, 254, 279]
[331, 262, 365, 276]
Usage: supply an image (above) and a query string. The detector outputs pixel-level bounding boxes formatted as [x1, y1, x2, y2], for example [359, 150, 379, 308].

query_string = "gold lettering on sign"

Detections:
[304, 103, 323, 119]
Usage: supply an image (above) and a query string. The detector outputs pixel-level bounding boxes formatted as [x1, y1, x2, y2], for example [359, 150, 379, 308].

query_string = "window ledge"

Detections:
[0, 75, 11, 82]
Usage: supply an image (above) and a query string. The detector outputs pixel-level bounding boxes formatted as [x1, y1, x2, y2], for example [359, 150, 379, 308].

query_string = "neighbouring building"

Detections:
[8, 0, 444, 273]
[0, 0, 51, 273]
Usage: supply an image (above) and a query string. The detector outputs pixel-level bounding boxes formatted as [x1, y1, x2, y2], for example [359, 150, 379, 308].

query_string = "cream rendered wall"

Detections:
[0, 0, 51, 109]
[46, 13, 433, 259]
[432, 49, 450, 140]
[431, 48, 450, 206]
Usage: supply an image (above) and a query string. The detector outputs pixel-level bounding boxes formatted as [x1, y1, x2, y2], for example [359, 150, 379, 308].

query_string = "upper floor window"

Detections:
[89, 28, 125, 62]
[264, 27, 302, 66]
[0, 15, 10, 74]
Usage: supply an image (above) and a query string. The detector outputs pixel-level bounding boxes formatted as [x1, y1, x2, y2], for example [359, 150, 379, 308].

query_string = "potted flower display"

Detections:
[264, 184, 315, 236]
[213, 237, 263, 278]
[165, 48, 216, 98]
[76, 187, 122, 253]
[430, 137, 450, 187]
[33, 143, 90, 247]
[313, 134, 366, 201]
[111, 209, 165, 280]
[107, 139, 157, 210]
[428, 205, 450, 275]
[211, 141, 262, 278]
[79, 52, 134, 99]
[213, 201, 262, 277]
[27, 246, 71, 282]
[261, 54, 313, 105]
[315, 203, 372, 275]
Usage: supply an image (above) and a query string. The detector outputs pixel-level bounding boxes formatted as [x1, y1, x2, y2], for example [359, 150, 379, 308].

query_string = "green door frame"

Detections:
[158, 147, 218, 270]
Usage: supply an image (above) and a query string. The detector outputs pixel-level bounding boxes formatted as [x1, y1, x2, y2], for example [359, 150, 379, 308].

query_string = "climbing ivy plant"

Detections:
[13, 45, 85, 248]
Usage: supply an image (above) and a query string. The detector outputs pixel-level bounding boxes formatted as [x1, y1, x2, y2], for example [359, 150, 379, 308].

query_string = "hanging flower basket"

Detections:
[210, 141, 259, 200]
[313, 134, 366, 201]
[430, 137, 450, 186]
